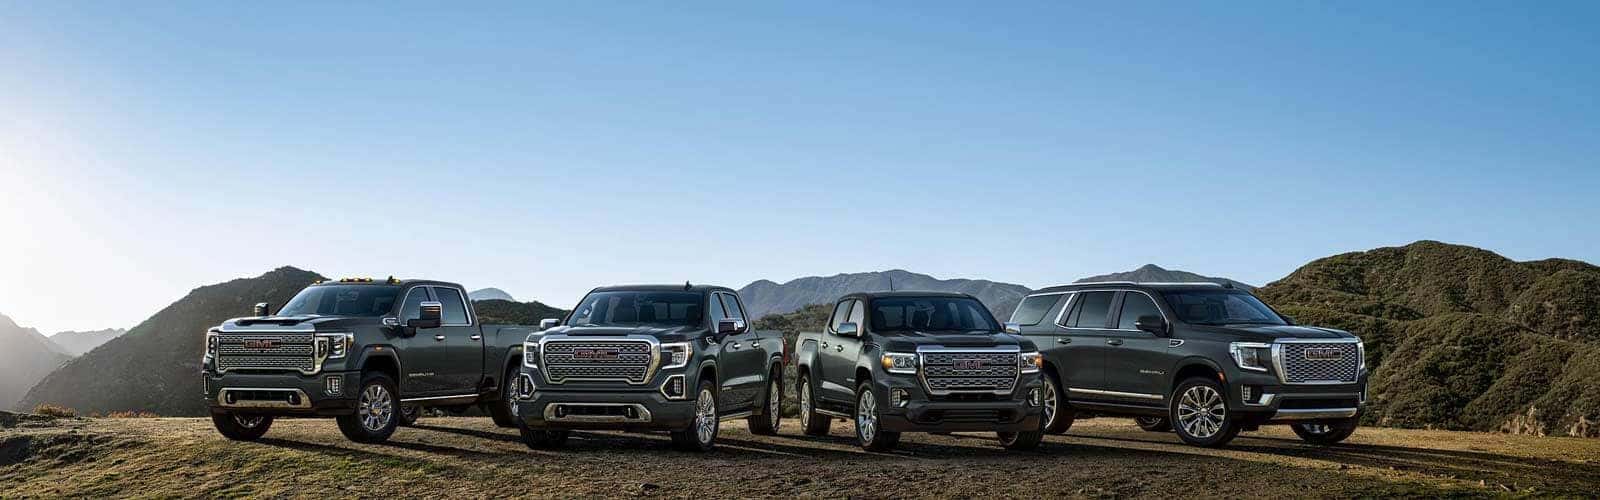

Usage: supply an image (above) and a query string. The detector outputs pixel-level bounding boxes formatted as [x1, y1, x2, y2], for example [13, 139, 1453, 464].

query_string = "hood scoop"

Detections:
[235, 316, 314, 327]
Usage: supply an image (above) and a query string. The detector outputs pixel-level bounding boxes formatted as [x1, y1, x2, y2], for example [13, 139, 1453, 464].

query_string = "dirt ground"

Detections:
[3, 414, 1598, 498]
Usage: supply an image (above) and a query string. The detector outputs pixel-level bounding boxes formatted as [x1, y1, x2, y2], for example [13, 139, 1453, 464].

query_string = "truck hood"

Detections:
[219, 315, 381, 332]
[1189, 324, 1356, 342]
[878, 330, 1035, 352]
[535, 324, 705, 343]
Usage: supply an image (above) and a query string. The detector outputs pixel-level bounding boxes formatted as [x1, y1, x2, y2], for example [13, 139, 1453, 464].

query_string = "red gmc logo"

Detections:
[243, 339, 279, 349]
[573, 348, 620, 361]
[953, 359, 985, 370]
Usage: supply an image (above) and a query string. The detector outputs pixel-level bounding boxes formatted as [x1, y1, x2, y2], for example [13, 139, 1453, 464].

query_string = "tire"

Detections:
[797, 375, 831, 436]
[747, 367, 782, 436]
[854, 381, 900, 452]
[1170, 377, 1241, 448]
[1041, 373, 1074, 434]
[487, 365, 520, 428]
[1134, 416, 1172, 432]
[998, 427, 1045, 451]
[670, 377, 719, 452]
[520, 428, 570, 449]
[337, 372, 401, 444]
[1291, 417, 1359, 445]
[398, 404, 420, 427]
[211, 413, 273, 441]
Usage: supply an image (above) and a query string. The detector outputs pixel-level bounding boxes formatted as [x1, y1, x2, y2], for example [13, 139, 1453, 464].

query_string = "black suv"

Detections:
[1006, 282, 1366, 447]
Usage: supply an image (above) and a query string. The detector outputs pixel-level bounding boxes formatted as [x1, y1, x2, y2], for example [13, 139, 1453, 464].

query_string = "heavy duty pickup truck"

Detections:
[202, 278, 533, 444]
[794, 292, 1047, 451]
[1007, 282, 1367, 447]
[514, 284, 786, 452]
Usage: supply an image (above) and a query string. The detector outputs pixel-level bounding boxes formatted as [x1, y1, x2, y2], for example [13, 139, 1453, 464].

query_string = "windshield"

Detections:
[276, 285, 401, 317]
[1162, 291, 1286, 326]
[566, 291, 704, 328]
[869, 297, 1000, 333]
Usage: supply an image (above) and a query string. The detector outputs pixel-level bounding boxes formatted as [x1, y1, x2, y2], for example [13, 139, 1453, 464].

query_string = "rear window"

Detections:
[1010, 294, 1062, 326]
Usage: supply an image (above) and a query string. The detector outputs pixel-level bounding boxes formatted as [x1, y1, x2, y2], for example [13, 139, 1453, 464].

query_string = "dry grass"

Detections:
[29, 404, 75, 418]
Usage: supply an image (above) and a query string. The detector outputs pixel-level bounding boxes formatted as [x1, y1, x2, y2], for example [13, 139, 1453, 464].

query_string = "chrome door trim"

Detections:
[1067, 387, 1164, 401]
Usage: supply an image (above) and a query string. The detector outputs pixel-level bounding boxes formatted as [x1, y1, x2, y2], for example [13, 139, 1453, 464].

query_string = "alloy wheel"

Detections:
[857, 389, 878, 443]
[1042, 379, 1059, 429]
[1302, 424, 1332, 435]
[695, 388, 717, 445]
[801, 383, 813, 418]
[1177, 385, 1225, 439]
[767, 380, 781, 429]
[234, 415, 265, 428]
[360, 383, 394, 432]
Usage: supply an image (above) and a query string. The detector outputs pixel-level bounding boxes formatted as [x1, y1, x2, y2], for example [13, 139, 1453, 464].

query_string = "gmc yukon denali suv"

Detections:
[202, 278, 533, 444]
[794, 292, 1046, 451]
[1007, 282, 1367, 447]
[514, 284, 786, 452]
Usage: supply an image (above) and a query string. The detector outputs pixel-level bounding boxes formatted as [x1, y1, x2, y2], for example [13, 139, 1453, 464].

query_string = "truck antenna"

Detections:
[889, 277, 895, 291]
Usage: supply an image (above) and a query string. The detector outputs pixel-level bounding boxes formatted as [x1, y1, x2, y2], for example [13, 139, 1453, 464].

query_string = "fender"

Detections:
[1169, 356, 1225, 390]
[695, 358, 719, 392]
[353, 344, 403, 376]
[795, 337, 820, 376]
[492, 344, 526, 396]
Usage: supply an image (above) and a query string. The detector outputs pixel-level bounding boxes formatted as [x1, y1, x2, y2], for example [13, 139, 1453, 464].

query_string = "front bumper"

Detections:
[872, 373, 1045, 433]
[516, 389, 697, 431]
[203, 370, 359, 417]
[1230, 371, 1368, 424]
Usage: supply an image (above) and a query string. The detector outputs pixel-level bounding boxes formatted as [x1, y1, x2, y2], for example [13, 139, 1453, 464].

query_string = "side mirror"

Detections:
[1004, 322, 1021, 334]
[253, 302, 271, 317]
[539, 318, 561, 330]
[835, 322, 859, 337]
[1282, 315, 1297, 326]
[717, 318, 746, 335]
[1134, 315, 1168, 335]
[408, 301, 443, 329]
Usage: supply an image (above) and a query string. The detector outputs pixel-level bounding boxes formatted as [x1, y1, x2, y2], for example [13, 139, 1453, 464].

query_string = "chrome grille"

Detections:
[919, 351, 1019, 395]
[1279, 342, 1360, 384]
[541, 340, 656, 384]
[216, 333, 316, 373]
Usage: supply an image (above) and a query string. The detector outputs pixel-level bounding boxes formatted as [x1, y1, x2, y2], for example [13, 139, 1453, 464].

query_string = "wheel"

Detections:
[1170, 377, 1241, 448]
[211, 413, 273, 441]
[747, 368, 782, 435]
[670, 378, 719, 452]
[398, 404, 420, 427]
[1291, 417, 1359, 445]
[487, 365, 521, 428]
[519, 428, 570, 449]
[1134, 416, 1172, 432]
[855, 382, 900, 452]
[797, 375, 831, 436]
[998, 427, 1045, 451]
[337, 372, 401, 444]
[1041, 373, 1074, 434]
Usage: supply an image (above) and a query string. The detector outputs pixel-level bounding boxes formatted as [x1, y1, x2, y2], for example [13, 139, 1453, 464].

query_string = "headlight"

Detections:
[1229, 342, 1271, 372]
[1019, 352, 1043, 373]
[662, 342, 692, 369]
[205, 331, 218, 358]
[523, 341, 539, 367]
[317, 333, 353, 359]
[1356, 340, 1366, 371]
[881, 353, 917, 374]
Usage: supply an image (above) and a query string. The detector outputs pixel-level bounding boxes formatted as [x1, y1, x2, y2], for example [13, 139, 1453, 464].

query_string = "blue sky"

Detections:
[2, 1, 1597, 333]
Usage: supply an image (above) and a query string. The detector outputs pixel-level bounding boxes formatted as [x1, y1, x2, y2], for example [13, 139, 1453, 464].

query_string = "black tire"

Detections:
[998, 427, 1045, 451]
[337, 372, 401, 444]
[747, 367, 782, 436]
[1041, 373, 1074, 434]
[797, 375, 831, 436]
[1291, 417, 1359, 445]
[1134, 416, 1172, 432]
[1169, 377, 1241, 448]
[487, 365, 520, 428]
[855, 382, 900, 452]
[211, 413, 273, 441]
[670, 377, 719, 452]
[398, 404, 420, 427]
[520, 428, 570, 449]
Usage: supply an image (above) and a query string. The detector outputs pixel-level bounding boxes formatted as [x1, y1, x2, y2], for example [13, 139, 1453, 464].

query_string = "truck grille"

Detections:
[216, 333, 317, 373]
[919, 351, 1019, 395]
[1279, 342, 1360, 384]
[541, 340, 657, 385]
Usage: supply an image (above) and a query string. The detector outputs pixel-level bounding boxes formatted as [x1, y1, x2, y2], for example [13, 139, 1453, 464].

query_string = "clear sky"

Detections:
[2, 1, 1597, 334]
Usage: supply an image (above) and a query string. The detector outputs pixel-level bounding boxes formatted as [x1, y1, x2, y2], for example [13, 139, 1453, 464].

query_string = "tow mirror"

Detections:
[1134, 315, 1168, 335]
[539, 318, 561, 330]
[717, 318, 746, 335]
[253, 302, 270, 317]
[408, 301, 443, 329]
[836, 322, 859, 337]
[1004, 322, 1021, 334]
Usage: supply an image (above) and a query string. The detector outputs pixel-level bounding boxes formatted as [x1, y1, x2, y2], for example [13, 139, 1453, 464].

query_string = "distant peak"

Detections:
[1135, 264, 1167, 272]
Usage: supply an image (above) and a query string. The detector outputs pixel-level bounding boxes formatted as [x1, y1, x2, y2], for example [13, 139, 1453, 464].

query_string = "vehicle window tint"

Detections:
[829, 301, 853, 332]
[719, 293, 746, 321]
[847, 300, 865, 327]
[709, 293, 728, 321]
[1011, 294, 1061, 326]
[400, 287, 431, 320]
[433, 287, 469, 325]
[1117, 292, 1162, 330]
[1073, 292, 1115, 329]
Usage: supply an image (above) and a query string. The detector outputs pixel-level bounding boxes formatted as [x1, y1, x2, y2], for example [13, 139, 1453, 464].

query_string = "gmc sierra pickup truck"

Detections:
[202, 278, 533, 444]
[1007, 282, 1367, 447]
[794, 292, 1046, 452]
[514, 284, 786, 452]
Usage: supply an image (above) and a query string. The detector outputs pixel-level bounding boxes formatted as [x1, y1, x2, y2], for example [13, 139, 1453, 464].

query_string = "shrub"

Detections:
[32, 403, 77, 418]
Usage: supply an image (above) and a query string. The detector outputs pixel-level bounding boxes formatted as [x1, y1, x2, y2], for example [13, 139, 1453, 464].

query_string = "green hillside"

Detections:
[472, 299, 567, 326]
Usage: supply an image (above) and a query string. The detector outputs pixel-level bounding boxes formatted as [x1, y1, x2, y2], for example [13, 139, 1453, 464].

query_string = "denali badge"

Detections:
[1304, 347, 1344, 360]
[573, 348, 621, 361]
[953, 359, 985, 370]
[243, 339, 279, 349]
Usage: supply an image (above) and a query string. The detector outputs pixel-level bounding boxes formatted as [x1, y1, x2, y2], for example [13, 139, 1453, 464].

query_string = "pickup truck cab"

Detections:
[202, 278, 533, 444]
[514, 284, 786, 452]
[794, 292, 1047, 451]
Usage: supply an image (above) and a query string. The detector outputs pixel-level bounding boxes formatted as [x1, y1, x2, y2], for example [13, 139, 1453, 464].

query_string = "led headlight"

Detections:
[1019, 352, 1043, 374]
[1229, 342, 1272, 372]
[523, 341, 539, 367]
[1356, 340, 1366, 372]
[661, 342, 692, 369]
[317, 333, 353, 359]
[881, 353, 917, 374]
[204, 331, 219, 358]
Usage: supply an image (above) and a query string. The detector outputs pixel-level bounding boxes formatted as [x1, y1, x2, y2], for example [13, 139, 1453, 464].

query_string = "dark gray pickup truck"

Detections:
[514, 284, 787, 452]
[202, 278, 532, 444]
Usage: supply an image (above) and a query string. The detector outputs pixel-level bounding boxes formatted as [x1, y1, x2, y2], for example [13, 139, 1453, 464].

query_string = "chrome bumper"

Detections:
[542, 403, 654, 423]
[1271, 408, 1359, 421]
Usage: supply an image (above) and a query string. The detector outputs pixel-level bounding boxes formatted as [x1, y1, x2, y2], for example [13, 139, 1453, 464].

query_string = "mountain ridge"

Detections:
[0, 313, 74, 410]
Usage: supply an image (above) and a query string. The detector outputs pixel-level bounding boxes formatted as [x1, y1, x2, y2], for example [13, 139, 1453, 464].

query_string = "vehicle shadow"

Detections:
[410, 423, 520, 444]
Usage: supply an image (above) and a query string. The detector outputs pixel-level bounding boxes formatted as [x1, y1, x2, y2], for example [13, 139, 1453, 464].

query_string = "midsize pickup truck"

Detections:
[202, 278, 533, 444]
[1006, 282, 1367, 447]
[794, 292, 1047, 451]
[513, 284, 786, 452]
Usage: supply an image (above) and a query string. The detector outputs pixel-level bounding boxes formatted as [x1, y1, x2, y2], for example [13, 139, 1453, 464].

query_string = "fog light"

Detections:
[1029, 388, 1042, 407]
[890, 388, 909, 408]
[518, 374, 536, 399]
[661, 375, 687, 400]
[1241, 385, 1252, 403]
[325, 375, 343, 397]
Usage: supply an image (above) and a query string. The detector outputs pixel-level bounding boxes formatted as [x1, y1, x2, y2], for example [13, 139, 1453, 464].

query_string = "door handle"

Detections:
[434, 335, 447, 342]
[730, 342, 742, 350]
[835, 345, 844, 352]
[820, 341, 829, 349]
[1056, 337, 1072, 344]
[470, 334, 482, 341]
[1106, 338, 1124, 346]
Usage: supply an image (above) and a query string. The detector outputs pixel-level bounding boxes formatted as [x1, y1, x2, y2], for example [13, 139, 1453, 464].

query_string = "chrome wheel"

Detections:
[1042, 378, 1059, 429]
[857, 389, 878, 443]
[360, 383, 394, 432]
[800, 382, 813, 418]
[694, 388, 717, 445]
[233, 415, 265, 428]
[1177, 385, 1225, 439]
[767, 379, 781, 429]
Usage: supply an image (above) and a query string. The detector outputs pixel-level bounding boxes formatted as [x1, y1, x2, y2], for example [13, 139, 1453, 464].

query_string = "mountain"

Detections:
[1256, 241, 1600, 437]
[472, 299, 568, 326]
[18, 267, 324, 416]
[0, 314, 74, 410]
[1076, 264, 1254, 290]
[49, 328, 127, 356]
[739, 270, 1032, 321]
[468, 288, 515, 302]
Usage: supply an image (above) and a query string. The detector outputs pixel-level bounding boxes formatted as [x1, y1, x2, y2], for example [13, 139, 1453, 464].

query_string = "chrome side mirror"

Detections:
[1004, 322, 1021, 334]
[717, 318, 746, 335]
[409, 301, 443, 329]
[539, 318, 561, 330]
[253, 302, 271, 317]
[836, 322, 859, 337]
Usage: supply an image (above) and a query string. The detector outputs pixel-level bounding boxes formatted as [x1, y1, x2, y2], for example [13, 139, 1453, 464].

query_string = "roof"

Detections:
[846, 290, 978, 300]
[1031, 281, 1236, 295]
[590, 283, 734, 293]
[310, 278, 465, 289]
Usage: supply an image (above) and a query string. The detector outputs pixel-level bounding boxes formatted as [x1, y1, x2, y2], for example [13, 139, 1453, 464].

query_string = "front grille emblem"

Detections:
[573, 348, 621, 361]
[953, 359, 985, 370]
[1303, 347, 1344, 361]
[243, 339, 279, 349]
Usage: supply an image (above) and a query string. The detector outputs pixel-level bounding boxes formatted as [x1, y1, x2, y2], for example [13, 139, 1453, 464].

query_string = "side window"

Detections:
[847, 299, 865, 328]
[709, 293, 728, 321]
[399, 287, 432, 320]
[1010, 294, 1061, 326]
[433, 287, 470, 325]
[1072, 291, 1115, 329]
[1117, 292, 1162, 330]
[828, 300, 853, 333]
[719, 293, 746, 321]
